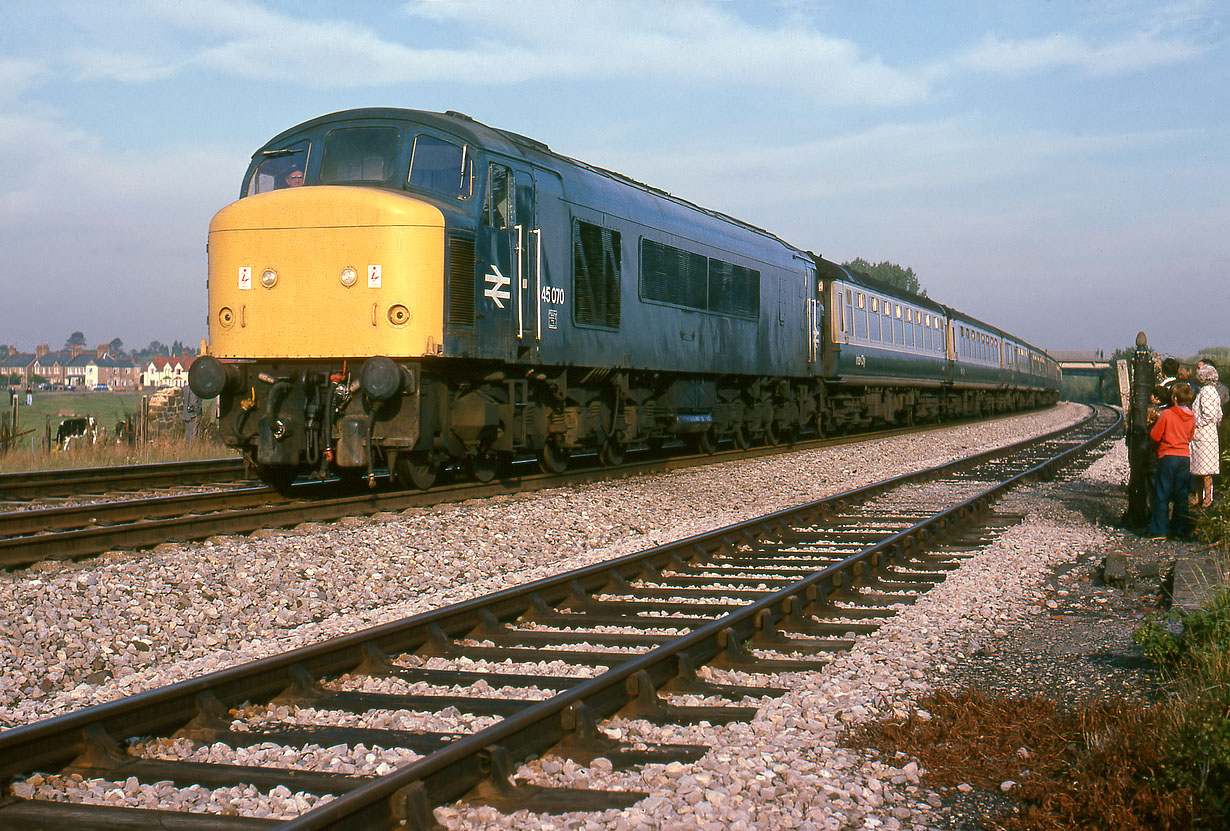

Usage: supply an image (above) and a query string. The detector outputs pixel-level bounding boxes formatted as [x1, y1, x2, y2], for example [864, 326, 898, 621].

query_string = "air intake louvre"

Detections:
[447, 236, 476, 325]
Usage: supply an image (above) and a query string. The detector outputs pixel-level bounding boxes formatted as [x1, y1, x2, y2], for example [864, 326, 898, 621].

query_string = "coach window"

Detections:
[844, 289, 854, 335]
[484, 164, 512, 229]
[894, 304, 904, 345]
[407, 134, 474, 199]
[855, 293, 867, 339]
[247, 140, 310, 195]
[320, 126, 400, 184]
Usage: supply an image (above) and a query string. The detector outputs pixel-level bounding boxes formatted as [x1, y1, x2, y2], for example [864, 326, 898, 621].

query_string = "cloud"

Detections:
[0, 59, 50, 101]
[952, 30, 1205, 77]
[0, 109, 238, 349]
[60, 0, 930, 106]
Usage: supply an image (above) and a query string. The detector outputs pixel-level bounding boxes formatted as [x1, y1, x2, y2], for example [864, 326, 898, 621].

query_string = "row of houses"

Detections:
[1, 345, 196, 390]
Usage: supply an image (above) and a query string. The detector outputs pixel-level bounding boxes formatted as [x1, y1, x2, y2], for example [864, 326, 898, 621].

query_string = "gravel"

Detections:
[3, 402, 1132, 828]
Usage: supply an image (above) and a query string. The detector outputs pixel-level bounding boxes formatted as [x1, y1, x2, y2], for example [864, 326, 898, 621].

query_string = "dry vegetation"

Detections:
[854, 495, 1230, 831]
[0, 438, 235, 473]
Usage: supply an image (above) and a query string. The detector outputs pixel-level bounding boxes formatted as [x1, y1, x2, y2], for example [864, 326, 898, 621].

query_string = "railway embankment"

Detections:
[9, 402, 1224, 828]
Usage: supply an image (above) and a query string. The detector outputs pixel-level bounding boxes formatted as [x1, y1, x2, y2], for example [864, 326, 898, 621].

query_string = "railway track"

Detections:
[0, 413, 1046, 569]
[0, 406, 1119, 828]
[0, 458, 248, 501]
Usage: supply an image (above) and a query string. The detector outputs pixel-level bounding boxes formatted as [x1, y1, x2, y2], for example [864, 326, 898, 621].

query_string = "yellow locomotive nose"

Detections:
[207, 186, 445, 359]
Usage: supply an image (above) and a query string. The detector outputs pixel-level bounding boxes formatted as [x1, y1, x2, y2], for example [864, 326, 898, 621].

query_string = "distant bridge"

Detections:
[1051, 350, 1112, 399]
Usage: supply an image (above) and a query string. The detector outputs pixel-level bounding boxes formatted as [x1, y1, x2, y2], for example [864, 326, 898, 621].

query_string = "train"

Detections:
[188, 108, 1061, 489]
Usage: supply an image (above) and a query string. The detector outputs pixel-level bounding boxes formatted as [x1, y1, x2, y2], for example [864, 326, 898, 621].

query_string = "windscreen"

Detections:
[320, 126, 401, 184]
[246, 140, 310, 195]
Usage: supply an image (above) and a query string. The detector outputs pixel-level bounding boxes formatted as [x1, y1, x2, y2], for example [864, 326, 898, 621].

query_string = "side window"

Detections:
[484, 164, 512, 229]
[246, 139, 310, 195]
[320, 127, 400, 184]
[574, 221, 621, 328]
[408, 134, 474, 199]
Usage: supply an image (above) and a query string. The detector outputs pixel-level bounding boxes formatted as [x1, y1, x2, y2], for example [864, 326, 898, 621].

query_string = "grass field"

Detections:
[1, 389, 234, 472]
[4, 390, 145, 440]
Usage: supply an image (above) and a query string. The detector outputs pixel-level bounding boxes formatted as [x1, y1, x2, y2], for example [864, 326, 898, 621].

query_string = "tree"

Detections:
[108, 337, 125, 357]
[842, 258, 926, 297]
[64, 331, 86, 349]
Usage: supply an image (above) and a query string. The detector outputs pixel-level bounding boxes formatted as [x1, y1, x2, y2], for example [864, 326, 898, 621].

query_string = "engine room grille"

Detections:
[447, 235, 476, 325]
[573, 220, 621, 328]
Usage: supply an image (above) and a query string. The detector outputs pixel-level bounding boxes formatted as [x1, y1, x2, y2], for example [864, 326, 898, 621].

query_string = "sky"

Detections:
[0, 0, 1226, 358]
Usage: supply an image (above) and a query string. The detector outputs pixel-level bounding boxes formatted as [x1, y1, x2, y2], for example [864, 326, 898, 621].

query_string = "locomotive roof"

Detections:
[256, 107, 812, 263]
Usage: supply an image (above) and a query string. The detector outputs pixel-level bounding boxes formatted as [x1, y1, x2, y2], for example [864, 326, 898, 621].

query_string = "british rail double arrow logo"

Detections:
[484, 265, 511, 308]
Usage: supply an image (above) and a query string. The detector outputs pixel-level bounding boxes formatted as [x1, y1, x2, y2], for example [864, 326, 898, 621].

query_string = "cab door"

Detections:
[511, 165, 539, 352]
[803, 260, 822, 372]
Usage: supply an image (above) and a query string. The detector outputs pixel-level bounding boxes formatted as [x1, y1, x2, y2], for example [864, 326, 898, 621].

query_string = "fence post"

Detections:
[1123, 331, 1153, 531]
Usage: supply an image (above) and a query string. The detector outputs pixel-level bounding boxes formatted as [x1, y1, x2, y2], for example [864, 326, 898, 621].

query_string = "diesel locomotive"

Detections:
[188, 108, 1061, 488]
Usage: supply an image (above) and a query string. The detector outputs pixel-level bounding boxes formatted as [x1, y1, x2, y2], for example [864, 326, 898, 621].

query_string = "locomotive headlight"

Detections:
[340, 267, 357, 287]
[260, 268, 278, 288]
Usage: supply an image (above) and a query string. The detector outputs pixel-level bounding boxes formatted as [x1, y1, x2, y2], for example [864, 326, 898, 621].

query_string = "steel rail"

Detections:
[0, 458, 247, 499]
[285, 407, 1122, 829]
[0, 410, 1061, 568]
[0, 406, 1118, 828]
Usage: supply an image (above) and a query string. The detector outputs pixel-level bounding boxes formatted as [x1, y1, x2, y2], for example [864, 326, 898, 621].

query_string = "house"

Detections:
[30, 345, 75, 388]
[1, 348, 36, 386]
[64, 346, 138, 390]
[142, 355, 196, 389]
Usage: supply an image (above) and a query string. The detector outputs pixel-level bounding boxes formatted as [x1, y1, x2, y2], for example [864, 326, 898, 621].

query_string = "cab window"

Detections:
[246, 140, 310, 195]
[484, 164, 513, 228]
[408, 134, 474, 199]
[320, 126, 400, 184]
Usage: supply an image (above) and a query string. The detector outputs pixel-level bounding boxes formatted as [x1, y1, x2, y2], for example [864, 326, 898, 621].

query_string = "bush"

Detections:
[1133, 586, 1230, 825]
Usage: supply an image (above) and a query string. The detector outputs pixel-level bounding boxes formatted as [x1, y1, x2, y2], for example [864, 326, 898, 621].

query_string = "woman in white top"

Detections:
[1190, 363, 1223, 508]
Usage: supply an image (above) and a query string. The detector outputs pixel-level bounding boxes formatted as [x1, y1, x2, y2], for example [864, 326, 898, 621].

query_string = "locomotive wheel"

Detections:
[599, 438, 625, 466]
[469, 451, 503, 483]
[764, 419, 781, 446]
[538, 441, 570, 475]
[732, 424, 749, 450]
[688, 430, 716, 455]
[396, 453, 439, 490]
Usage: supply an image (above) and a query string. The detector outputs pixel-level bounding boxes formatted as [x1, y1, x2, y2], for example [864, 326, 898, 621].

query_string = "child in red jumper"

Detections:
[1148, 383, 1196, 539]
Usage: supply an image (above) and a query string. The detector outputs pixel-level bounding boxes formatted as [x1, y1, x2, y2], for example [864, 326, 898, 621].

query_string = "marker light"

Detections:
[340, 267, 358, 287]
[260, 269, 278, 288]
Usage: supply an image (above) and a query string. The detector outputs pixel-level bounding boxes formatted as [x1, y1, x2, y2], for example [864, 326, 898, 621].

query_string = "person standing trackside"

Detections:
[1148, 382, 1196, 539]
[1191, 364, 1223, 508]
